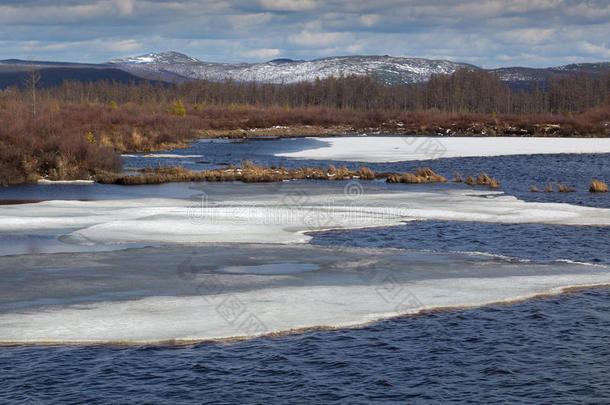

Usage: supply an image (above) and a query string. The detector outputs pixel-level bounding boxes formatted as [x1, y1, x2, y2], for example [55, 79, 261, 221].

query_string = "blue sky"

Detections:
[0, 0, 608, 67]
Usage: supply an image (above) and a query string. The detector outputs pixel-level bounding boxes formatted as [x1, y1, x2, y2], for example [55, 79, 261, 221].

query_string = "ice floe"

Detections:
[0, 185, 609, 247]
[276, 136, 610, 162]
[37, 179, 94, 185]
[0, 245, 608, 344]
[121, 154, 203, 158]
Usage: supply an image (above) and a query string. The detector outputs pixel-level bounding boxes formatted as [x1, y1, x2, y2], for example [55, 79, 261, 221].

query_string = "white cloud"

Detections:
[244, 48, 281, 60]
[0, 0, 608, 67]
[500, 28, 556, 45]
[347, 43, 364, 53]
[359, 14, 379, 27]
[114, 0, 135, 16]
[578, 41, 610, 58]
[288, 31, 348, 47]
[258, 0, 318, 11]
[227, 12, 273, 28]
[42, 39, 141, 53]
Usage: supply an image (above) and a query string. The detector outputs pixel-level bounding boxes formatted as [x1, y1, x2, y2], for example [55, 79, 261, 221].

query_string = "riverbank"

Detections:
[1, 101, 608, 187]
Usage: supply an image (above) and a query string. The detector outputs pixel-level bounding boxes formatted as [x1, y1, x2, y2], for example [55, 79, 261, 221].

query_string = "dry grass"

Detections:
[462, 172, 500, 189]
[357, 166, 375, 180]
[557, 183, 575, 192]
[451, 173, 463, 183]
[545, 184, 554, 192]
[2, 90, 608, 186]
[97, 163, 383, 185]
[530, 185, 539, 192]
[589, 179, 608, 193]
[464, 175, 477, 186]
[386, 167, 447, 184]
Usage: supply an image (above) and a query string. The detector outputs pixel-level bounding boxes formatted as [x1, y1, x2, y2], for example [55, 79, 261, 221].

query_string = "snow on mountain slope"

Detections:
[109, 51, 477, 84]
[110, 51, 201, 65]
[108, 51, 610, 85]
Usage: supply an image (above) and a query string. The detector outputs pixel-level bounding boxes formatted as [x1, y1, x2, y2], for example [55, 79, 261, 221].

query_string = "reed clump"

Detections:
[414, 167, 447, 182]
[530, 185, 539, 192]
[463, 172, 500, 188]
[589, 179, 608, 193]
[386, 174, 402, 183]
[97, 163, 372, 185]
[386, 167, 446, 184]
[328, 164, 352, 180]
[464, 175, 477, 186]
[557, 183, 575, 192]
[357, 166, 375, 180]
[451, 173, 463, 182]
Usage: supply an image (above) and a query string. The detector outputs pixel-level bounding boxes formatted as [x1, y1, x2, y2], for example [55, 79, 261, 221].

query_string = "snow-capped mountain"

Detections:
[110, 51, 201, 65]
[108, 51, 478, 84]
[3, 51, 607, 89]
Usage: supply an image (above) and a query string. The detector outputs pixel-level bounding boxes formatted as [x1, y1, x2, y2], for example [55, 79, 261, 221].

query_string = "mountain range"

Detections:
[1, 51, 608, 89]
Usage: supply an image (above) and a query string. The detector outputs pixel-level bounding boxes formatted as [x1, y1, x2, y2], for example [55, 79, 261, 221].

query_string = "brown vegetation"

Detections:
[97, 164, 453, 186]
[19, 69, 608, 117]
[530, 185, 539, 192]
[464, 176, 477, 186]
[1, 69, 609, 186]
[385, 167, 447, 184]
[97, 163, 363, 185]
[462, 172, 500, 189]
[589, 179, 608, 193]
[357, 166, 375, 180]
[557, 183, 575, 192]
[451, 173, 463, 183]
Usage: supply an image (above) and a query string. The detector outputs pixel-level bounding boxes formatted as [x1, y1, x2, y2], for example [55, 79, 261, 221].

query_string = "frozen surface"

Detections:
[0, 186, 609, 250]
[276, 137, 610, 162]
[121, 154, 203, 158]
[0, 244, 608, 344]
[1, 182, 609, 344]
[37, 179, 94, 185]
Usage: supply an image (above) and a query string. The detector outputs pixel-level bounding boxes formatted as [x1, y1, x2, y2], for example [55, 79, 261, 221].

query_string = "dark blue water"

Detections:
[312, 221, 610, 265]
[1, 287, 608, 404]
[121, 137, 610, 208]
[1, 137, 609, 403]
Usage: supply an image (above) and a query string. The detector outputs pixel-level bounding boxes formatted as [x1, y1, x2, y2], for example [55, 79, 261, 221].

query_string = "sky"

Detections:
[0, 0, 609, 68]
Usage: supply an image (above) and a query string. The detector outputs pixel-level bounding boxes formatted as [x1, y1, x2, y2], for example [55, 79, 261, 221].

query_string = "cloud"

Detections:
[0, 0, 608, 67]
[244, 48, 281, 59]
[359, 14, 380, 27]
[288, 31, 348, 47]
[258, 0, 318, 11]
[578, 41, 610, 58]
[499, 28, 556, 45]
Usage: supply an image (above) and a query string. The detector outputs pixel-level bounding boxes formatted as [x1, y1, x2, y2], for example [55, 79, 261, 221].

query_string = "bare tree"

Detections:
[22, 67, 41, 116]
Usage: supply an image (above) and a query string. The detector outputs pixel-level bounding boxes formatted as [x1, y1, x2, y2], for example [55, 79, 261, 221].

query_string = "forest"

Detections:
[1, 69, 608, 186]
[7, 68, 609, 113]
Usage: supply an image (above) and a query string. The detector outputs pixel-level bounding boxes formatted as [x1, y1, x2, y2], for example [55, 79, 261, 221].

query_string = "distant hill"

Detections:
[109, 51, 479, 85]
[0, 63, 150, 89]
[1, 52, 608, 89]
[491, 62, 610, 89]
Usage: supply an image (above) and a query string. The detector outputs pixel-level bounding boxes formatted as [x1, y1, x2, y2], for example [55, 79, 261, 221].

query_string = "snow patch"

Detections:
[276, 136, 610, 162]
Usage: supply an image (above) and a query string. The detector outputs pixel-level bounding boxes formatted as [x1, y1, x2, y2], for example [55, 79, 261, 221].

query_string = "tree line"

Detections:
[2, 69, 608, 115]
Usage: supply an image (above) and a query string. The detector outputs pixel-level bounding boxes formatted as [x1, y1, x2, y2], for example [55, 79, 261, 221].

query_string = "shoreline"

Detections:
[2, 126, 608, 187]
[104, 124, 610, 156]
[194, 123, 610, 140]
